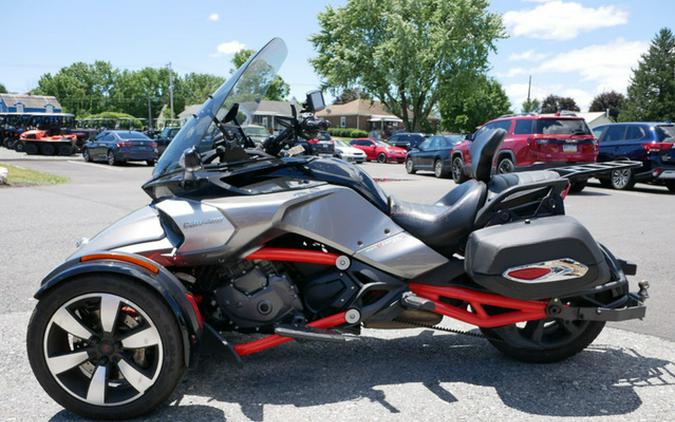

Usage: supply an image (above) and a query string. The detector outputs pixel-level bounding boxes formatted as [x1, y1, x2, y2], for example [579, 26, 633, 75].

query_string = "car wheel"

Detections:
[405, 158, 416, 174]
[58, 144, 74, 156]
[451, 156, 468, 183]
[569, 180, 587, 193]
[39, 143, 57, 156]
[26, 274, 186, 419]
[610, 168, 634, 190]
[433, 159, 451, 178]
[23, 142, 38, 155]
[497, 157, 515, 174]
[146, 160, 155, 166]
[666, 181, 675, 193]
[83, 149, 92, 162]
[107, 150, 117, 166]
[377, 153, 387, 164]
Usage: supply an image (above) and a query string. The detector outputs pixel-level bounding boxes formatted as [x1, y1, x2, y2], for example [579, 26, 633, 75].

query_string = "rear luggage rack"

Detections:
[550, 160, 642, 181]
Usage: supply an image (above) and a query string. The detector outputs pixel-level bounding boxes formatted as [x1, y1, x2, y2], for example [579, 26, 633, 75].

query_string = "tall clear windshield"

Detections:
[153, 38, 288, 177]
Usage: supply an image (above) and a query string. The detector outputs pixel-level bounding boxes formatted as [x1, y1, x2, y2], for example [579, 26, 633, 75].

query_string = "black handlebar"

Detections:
[262, 113, 330, 156]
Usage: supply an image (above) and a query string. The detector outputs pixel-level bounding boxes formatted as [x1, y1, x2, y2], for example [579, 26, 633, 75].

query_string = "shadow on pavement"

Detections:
[150, 330, 675, 421]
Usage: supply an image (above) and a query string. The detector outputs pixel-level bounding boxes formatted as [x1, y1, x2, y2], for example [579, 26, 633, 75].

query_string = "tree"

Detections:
[0, 83, 6, 94]
[440, 76, 511, 132]
[332, 87, 369, 104]
[180, 73, 225, 105]
[540, 95, 580, 113]
[622, 28, 675, 122]
[589, 91, 625, 120]
[310, 0, 504, 131]
[521, 98, 540, 113]
[33, 61, 118, 116]
[230, 49, 289, 101]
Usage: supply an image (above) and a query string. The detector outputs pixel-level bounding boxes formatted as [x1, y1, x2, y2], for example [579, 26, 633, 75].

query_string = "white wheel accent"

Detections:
[117, 358, 154, 394]
[99, 294, 121, 333]
[52, 307, 93, 339]
[86, 365, 107, 405]
[46, 351, 89, 375]
[121, 327, 161, 348]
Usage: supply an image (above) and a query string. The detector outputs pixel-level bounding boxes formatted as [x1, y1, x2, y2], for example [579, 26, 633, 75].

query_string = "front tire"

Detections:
[26, 275, 185, 419]
[405, 158, 416, 174]
[610, 168, 634, 190]
[107, 150, 117, 166]
[377, 153, 387, 164]
[83, 148, 92, 162]
[451, 156, 468, 183]
[146, 160, 155, 166]
[433, 159, 450, 178]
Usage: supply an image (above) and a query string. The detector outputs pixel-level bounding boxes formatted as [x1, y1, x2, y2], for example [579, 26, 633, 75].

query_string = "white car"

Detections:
[335, 139, 366, 163]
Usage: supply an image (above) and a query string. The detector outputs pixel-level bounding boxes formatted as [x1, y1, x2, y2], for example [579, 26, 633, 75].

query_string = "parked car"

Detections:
[82, 130, 158, 166]
[349, 138, 407, 163]
[242, 124, 269, 147]
[451, 113, 597, 191]
[154, 127, 180, 156]
[592, 122, 675, 192]
[388, 132, 429, 151]
[304, 130, 336, 157]
[334, 139, 366, 163]
[405, 134, 465, 178]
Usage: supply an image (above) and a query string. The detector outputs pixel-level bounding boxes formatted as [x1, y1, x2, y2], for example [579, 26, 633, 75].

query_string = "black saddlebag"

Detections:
[464, 216, 611, 300]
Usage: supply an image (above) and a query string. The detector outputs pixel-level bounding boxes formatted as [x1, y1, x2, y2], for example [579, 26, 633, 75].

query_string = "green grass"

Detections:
[0, 162, 69, 186]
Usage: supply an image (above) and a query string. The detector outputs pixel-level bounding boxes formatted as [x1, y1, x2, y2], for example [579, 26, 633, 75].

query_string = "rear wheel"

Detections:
[26, 275, 185, 419]
[23, 142, 37, 155]
[377, 153, 387, 164]
[666, 181, 675, 193]
[405, 158, 416, 174]
[497, 157, 515, 174]
[451, 156, 468, 183]
[83, 148, 92, 162]
[569, 180, 587, 193]
[107, 151, 117, 166]
[58, 144, 74, 156]
[433, 159, 450, 178]
[40, 143, 57, 156]
[481, 318, 605, 363]
[610, 168, 634, 190]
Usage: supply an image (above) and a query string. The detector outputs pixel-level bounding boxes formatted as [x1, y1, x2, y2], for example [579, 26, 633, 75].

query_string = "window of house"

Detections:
[262, 117, 268, 128]
[340, 116, 346, 128]
[16, 103, 24, 113]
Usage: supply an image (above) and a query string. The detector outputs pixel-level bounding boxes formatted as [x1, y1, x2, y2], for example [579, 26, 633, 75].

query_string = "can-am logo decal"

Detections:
[183, 216, 225, 229]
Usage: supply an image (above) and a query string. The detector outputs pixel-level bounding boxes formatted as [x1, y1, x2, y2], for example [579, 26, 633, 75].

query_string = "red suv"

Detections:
[350, 138, 408, 163]
[451, 113, 598, 189]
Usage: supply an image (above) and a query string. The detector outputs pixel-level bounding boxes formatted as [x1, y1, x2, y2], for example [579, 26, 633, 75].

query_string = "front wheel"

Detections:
[434, 159, 451, 178]
[451, 156, 468, 183]
[405, 158, 416, 174]
[377, 153, 387, 164]
[26, 275, 186, 419]
[107, 150, 117, 166]
[146, 160, 155, 166]
[481, 319, 605, 363]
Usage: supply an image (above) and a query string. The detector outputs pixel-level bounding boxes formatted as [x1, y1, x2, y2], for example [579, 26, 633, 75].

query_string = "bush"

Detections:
[328, 127, 369, 138]
[78, 111, 143, 129]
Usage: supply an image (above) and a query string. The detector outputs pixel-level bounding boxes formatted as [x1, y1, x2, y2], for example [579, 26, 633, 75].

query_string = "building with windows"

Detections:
[0, 94, 62, 113]
[316, 99, 403, 133]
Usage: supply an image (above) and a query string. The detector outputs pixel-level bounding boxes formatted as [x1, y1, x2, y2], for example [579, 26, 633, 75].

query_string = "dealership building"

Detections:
[0, 94, 63, 113]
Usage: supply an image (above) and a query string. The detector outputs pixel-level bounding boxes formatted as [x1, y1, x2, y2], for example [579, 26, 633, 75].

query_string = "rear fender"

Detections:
[34, 252, 202, 367]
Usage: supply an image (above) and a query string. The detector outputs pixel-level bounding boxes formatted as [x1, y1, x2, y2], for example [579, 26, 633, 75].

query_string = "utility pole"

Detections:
[147, 97, 153, 130]
[526, 75, 532, 103]
[167, 62, 175, 119]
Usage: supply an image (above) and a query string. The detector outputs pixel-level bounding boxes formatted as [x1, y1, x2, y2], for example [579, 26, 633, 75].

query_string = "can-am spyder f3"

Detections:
[27, 38, 648, 419]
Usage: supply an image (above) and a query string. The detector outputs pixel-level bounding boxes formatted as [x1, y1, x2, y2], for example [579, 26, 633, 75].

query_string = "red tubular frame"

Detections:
[234, 312, 347, 356]
[408, 283, 547, 328]
[245, 247, 338, 266]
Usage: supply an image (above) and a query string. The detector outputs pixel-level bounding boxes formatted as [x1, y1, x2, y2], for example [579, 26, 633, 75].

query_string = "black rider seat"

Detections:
[389, 180, 486, 256]
[487, 170, 560, 199]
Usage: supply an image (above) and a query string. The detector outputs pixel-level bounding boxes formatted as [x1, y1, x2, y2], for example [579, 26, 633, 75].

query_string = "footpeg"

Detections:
[400, 292, 436, 311]
[274, 325, 354, 342]
[638, 280, 650, 301]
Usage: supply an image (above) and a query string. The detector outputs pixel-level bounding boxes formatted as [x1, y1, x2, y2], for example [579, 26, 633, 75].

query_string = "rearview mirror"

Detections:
[179, 146, 203, 174]
[305, 90, 326, 113]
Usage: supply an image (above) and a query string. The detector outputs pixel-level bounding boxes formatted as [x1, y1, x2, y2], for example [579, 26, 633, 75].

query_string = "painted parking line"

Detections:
[67, 160, 123, 172]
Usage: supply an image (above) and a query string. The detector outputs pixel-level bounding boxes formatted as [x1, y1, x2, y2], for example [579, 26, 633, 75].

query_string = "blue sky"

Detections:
[1, 0, 672, 112]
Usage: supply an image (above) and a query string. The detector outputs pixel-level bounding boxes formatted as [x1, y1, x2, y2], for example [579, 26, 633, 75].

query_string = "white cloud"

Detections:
[536, 38, 648, 92]
[504, 1, 628, 40]
[210, 40, 245, 57]
[496, 67, 528, 78]
[208, 13, 219, 22]
[509, 49, 548, 62]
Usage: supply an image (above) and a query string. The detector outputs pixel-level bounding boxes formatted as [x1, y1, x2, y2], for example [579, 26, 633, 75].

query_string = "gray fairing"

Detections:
[70, 184, 449, 279]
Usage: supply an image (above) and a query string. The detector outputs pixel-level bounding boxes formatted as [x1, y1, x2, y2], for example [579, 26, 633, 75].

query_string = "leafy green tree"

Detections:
[33, 61, 118, 115]
[180, 73, 225, 105]
[540, 95, 580, 113]
[310, 0, 504, 131]
[521, 98, 541, 113]
[0, 83, 7, 94]
[440, 76, 511, 132]
[111, 67, 176, 119]
[589, 91, 625, 120]
[622, 28, 675, 122]
[231, 49, 289, 101]
[333, 87, 369, 104]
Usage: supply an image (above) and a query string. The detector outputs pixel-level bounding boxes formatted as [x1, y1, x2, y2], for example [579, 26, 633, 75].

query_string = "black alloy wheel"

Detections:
[497, 157, 515, 174]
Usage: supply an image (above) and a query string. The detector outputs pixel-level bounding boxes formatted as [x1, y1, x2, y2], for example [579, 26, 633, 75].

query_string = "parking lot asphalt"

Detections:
[1, 150, 674, 421]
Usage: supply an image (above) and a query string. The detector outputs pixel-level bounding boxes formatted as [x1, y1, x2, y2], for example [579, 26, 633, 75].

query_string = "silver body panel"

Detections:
[73, 185, 449, 279]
